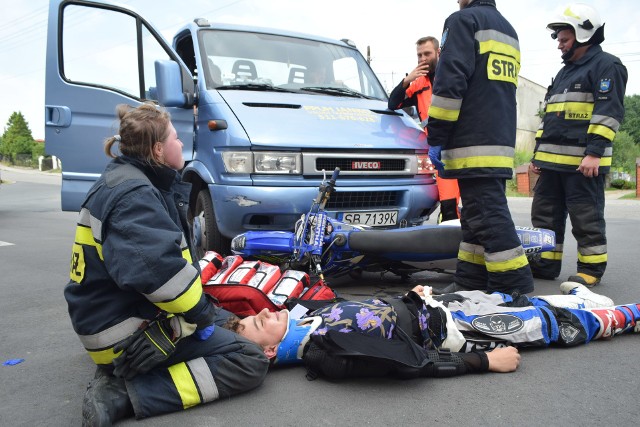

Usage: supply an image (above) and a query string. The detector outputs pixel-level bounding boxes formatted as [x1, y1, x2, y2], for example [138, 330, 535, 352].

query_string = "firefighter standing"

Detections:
[388, 36, 461, 222]
[426, 0, 533, 294]
[529, 4, 627, 287]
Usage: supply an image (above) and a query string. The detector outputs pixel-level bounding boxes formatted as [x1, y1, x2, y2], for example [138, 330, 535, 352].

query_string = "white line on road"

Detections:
[0, 241, 15, 247]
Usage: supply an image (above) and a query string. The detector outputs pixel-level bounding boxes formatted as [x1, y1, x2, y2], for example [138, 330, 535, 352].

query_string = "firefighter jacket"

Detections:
[64, 156, 215, 365]
[533, 45, 628, 174]
[426, 0, 519, 179]
[388, 75, 433, 129]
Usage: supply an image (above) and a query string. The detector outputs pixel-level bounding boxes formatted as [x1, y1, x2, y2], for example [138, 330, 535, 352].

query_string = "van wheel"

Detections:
[191, 189, 231, 257]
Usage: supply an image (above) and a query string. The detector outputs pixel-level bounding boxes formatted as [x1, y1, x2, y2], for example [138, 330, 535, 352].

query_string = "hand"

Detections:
[113, 316, 195, 379]
[529, 162, 541, 175]
[404, 62, 429, 87]
[428, 145, 444, 171]
[487, 346, 520, 373]
[577, 155, 600, 178]
[410, 285, 432, 297]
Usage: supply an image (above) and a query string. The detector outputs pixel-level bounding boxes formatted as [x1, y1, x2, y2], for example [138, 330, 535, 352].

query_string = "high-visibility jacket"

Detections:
[64, 156, 215, 365]
[388, 75, 433, 129]
[427, 0, 520, 179]
[533, 45, 627, 174]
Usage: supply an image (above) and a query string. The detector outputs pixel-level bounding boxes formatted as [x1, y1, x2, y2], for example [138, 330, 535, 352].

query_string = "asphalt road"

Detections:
[1, 165, 639, 426]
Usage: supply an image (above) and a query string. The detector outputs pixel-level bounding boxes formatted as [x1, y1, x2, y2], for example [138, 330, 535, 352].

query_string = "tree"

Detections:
[0, 111, 34, 163]
[611, 130, 640, 174]
[619, 95, 640, 144]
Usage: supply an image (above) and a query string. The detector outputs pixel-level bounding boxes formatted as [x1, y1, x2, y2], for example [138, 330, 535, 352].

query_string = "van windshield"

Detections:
[200, 29, 387, 100]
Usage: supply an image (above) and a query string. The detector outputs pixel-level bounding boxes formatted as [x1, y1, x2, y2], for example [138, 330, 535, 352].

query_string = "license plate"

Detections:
[339, 210, 398, 227]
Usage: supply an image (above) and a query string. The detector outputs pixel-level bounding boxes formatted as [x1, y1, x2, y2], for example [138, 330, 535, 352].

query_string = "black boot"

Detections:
[82, 375, 134, 427]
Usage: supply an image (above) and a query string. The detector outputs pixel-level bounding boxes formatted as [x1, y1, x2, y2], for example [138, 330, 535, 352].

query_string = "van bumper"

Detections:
[210, 183, 439, 239]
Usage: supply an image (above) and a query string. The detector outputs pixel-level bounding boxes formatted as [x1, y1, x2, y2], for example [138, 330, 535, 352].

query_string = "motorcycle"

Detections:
[230, 168, 555, 282]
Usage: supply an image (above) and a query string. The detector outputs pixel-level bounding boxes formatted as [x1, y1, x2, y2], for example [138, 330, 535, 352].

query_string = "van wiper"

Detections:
[217, 83, 296, 93]
[300, 86, 372, 99]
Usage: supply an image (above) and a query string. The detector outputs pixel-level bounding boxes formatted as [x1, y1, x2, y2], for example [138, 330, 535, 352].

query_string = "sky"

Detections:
[1, 0, 640, 140]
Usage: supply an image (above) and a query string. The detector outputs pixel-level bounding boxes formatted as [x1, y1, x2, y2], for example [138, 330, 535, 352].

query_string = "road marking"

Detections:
[0, 241, 15, 247]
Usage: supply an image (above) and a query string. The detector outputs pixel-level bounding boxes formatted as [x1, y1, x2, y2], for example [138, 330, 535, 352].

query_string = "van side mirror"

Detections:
[402, 106, 419, 121]
[155, 60, 187, 107]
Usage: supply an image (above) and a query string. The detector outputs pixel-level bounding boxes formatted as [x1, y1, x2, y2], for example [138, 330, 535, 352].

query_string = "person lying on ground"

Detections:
[222, 280, 639, 380]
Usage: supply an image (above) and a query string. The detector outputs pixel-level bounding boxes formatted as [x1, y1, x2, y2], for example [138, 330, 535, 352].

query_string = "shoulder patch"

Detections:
[441, 27, 449, 49]
[599, 78, 612, 93]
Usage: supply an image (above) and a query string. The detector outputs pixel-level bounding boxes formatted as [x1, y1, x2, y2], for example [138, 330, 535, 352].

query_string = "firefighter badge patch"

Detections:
[599, 78, 612, 93]
[441, 28, 449, 49]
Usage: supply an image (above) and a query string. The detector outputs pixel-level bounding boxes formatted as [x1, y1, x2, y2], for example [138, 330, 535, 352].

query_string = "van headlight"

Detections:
[222, 151, 301, 174]
[254, 152, 301, 174]
[222, 152, 253, 173]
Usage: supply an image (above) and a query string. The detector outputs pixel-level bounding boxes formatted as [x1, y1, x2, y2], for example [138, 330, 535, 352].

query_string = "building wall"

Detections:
[516, 76, 547, 152]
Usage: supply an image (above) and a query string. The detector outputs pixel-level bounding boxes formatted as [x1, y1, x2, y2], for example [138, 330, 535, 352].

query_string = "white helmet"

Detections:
[547, 3, 603, 44]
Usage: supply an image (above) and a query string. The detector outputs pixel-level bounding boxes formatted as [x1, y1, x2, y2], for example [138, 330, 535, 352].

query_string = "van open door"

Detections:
[45, 0, 195, 211]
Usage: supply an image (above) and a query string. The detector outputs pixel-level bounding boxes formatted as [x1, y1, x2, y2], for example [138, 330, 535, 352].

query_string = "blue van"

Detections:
[45, 0, 438, 254]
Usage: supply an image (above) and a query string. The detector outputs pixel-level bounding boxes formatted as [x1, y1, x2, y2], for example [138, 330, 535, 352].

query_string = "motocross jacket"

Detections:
[388, 75, 433, 129]
[427, 0, 519, 179]
[64, 156, 215, 365]
[533, 45, 627, 174]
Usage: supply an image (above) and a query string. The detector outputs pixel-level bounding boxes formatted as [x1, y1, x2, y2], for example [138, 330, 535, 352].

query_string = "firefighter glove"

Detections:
[428, 145, 444, 171]
[113, 316, 196, 380]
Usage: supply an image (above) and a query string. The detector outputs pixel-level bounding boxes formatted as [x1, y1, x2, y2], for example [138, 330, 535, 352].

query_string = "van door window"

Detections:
[61, 4, 172, 101]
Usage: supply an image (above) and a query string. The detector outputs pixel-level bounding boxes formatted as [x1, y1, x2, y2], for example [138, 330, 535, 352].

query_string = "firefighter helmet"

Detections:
[547, 3, 603, 44]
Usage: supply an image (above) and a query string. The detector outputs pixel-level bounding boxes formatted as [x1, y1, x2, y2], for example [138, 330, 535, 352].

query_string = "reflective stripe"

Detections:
[537, 144, 612, 158]
[420, 118, 429, 128]
[536, 130, 544, 138]
[486, 253, 529, 273]
[475, 29, 521, 62]
[146, 262, 199, 303]
[88, 347, 122, 365]
[541, 243, 563, 261]
[429, 95, 462, 122]
[546, 102, 594, 115]
[578, 245, 607, 256]
[75, 208, 104, 260]
[168, 362, 201, 409]
[548, 92, 594, 103]
[78, 208, 103, 242]
[188, 358, 219, 403]
[154, 274, 203, 313]
[591, 114, 620, 132]
[458, 242, 485, 265]
[541, 251, 563, 261]
[578, 253, 608, 264]
[443, 145, 515, 159]
[182, 246, 193, 264]
[78, 316, 146, 350]
[484, 247, 529, 273]
[180, 236, 193, 266]
[74, 226, 104, 261]
[445, 155, 514, 170]
[443, 145, 515, 170]
[535, 151, 612, 167]
[588, 124, 616, 141]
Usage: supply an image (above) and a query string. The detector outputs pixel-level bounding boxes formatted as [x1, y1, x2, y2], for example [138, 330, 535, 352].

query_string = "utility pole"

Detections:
[367, 46, 371, 64]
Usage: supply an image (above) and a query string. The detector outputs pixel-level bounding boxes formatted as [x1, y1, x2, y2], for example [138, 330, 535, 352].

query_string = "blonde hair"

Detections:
[104, 103, 171, 164]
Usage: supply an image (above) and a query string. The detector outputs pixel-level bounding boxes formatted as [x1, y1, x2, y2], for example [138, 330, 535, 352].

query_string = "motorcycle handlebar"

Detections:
[329, 167, 340, 184]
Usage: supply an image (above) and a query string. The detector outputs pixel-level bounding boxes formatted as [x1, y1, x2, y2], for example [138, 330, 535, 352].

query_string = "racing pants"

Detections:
[125, 324, 268, 419]
[530, 169, 607, 280]
[445, 291, 601, 351]
[455, 178, 533, 294]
